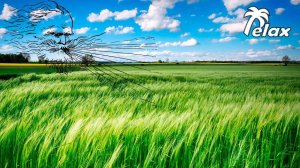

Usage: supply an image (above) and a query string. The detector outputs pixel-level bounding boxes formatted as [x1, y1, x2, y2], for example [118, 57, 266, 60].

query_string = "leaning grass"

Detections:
[0, 65, 299, 167]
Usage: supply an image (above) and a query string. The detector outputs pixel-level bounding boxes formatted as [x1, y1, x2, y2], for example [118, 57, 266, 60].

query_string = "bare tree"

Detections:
[81, 54, 95, 66]
[38, 55, 47, 63]
[21, 53, 31, 62]
[282, 55, 291, 66]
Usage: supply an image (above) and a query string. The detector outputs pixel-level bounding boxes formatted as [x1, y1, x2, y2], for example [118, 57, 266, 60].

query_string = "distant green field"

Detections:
[1, 63, 298, 75]
[0, 64, 299, 167]
[0, 67, 54, 75]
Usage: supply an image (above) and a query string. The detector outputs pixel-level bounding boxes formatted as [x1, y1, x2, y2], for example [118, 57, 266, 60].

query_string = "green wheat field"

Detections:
[0, 64, 299, 167]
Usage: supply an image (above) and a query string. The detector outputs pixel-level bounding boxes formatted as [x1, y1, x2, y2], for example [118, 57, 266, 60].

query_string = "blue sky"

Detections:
[0, 0, 300, 61]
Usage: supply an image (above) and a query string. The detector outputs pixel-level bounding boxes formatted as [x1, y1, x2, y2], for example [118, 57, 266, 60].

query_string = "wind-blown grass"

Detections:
[0, 65, 299, 167]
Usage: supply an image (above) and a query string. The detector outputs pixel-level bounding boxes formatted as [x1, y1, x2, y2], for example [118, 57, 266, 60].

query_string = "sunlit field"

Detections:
[0, 64, 299, 167]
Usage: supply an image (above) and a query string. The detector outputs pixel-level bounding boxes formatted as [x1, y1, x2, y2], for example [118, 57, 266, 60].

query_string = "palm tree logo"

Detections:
[244, 7, 270, 36]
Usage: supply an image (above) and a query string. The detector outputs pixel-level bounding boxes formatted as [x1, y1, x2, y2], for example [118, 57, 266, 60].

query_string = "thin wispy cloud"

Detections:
[198, 28, 214, 33]
[159, 38, 198, 47]
[180, 32, 190, 38]
[0, 44, 13, 52]
[275, 8, 285, 15]
[212, 37, 237, 43]
[276, 44, 294, 50]
[105, 26, 134, 34]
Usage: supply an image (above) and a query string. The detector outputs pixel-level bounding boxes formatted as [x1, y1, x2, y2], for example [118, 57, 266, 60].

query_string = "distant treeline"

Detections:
[0, 53, 30, 63]
[194, 61, 300, 64]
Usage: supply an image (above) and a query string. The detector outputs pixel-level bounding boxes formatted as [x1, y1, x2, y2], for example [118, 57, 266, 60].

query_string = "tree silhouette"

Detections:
[0, 53, 30, 63]
[282, 55, 290, 66]
[81, 54, 95, 66]
[37, 55, 47, 63]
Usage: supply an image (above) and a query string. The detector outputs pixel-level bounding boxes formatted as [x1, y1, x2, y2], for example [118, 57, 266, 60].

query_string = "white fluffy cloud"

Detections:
[220, 21, 247, 34]
[231, 8, 246, 19]
[159, 38, 198, 47]
[211, 9, 244, 26]
[275, 8, 285, 15]
[74, 27, 90, 34]
[198, 28, 214, 33]
[222, 0, 259, 11]
[30, 9, 61, 22]
[0, 28, 7, 38]
[63, 27, 72, 34]
[105, 26, 134, 34]
[213, 37, 237, 43]
[114, 8, 137, 20]
[0, 3, 16, 20]
[135, 0, 181, 32]
[42, 27, 56, 35]
[0, 45, 13, 52]
[87, 8, 137, 22]
[159, 41, 181, 47]
[87, 9, 114, 22]
[213, 8, 245, 24]
[210, 8, 246, 35]
[181, 38, 198, 46]
[291, 0, 300, 5]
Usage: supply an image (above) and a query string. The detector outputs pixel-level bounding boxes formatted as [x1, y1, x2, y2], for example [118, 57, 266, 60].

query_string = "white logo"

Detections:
[244, 7, 290, 37]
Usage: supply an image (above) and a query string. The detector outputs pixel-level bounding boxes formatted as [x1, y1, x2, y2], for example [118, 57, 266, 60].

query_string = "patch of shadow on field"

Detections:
[97, 77, 159, 93]
[0, 74, 41, 90]
[132, 75, 201, 83]
[0, 74, 21, 80]
[93, 75, 201, 98]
